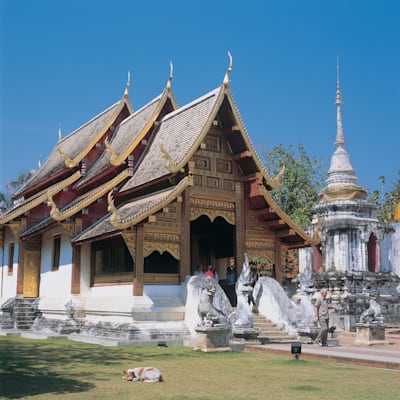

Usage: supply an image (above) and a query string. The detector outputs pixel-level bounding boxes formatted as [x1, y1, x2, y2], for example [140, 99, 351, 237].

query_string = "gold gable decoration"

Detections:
[143, 232, 180, 259]
[190, 198, 235, 225]
[122, 231, 137, 261]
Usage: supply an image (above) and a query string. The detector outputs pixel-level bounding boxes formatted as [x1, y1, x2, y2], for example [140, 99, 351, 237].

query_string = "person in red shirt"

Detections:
[204, 265, 215, 279]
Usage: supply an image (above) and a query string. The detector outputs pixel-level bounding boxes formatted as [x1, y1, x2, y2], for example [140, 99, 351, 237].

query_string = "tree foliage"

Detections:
[0, 170, 35, 211]
[261, 144, 327, 228]
[369, 170, 400, 223]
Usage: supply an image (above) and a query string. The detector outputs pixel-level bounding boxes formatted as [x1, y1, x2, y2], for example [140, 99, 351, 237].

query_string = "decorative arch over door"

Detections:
[367, 232, 378, 272]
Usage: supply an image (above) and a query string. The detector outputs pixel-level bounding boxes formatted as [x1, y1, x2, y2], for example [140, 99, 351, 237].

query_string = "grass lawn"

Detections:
[0, 336, 399, 400]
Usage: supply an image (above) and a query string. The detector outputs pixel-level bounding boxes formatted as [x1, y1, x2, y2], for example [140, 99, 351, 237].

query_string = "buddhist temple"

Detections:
[0, 57, 316, 339]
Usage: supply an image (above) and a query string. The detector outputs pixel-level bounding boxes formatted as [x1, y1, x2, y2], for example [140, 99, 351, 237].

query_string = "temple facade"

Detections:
[0, 60, 316, 338]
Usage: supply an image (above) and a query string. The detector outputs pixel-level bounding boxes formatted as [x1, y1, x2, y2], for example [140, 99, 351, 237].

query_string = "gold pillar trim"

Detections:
[60, 222, 75, 238]
[8, 223, 20, 241]
[122, 231, 137, 261]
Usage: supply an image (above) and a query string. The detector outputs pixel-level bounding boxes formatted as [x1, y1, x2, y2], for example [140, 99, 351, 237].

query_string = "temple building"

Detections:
[0, 59, 316, 339]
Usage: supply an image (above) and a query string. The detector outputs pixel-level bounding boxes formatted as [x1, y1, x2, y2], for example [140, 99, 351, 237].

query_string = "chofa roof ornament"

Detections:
[223, 51, 233, 88]
[166, 61, 173, 91]
[124, 70, 131, 98]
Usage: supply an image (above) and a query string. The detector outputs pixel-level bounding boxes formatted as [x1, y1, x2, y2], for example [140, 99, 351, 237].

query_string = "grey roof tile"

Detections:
[76, 95, 163, 187]
[73, 186, 176, 242]
[18, 102, 119, 193]
[121, 88, 221, 191]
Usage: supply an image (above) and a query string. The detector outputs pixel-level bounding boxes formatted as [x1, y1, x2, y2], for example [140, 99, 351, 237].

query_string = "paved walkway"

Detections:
[245, 334, 400, 370]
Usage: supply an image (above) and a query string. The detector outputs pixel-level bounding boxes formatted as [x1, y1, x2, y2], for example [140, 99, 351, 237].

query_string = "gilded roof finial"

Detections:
[166, 61, 174, 91]
[124, 70, 131, 97]
[223, 51, 233, 88]
[336, 56, 342, 105]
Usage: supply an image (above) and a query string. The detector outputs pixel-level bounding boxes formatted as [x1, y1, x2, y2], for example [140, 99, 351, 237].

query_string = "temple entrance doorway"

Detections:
[367, 233, 378, 272]
[190, 215, 234, 278]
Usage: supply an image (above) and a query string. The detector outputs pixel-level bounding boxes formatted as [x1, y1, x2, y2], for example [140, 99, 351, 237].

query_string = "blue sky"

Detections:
[0, 0, 399, 197]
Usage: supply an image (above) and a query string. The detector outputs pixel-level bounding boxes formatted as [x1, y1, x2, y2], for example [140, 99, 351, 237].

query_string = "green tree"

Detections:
[0, 170, 35, 212]
[261, 144, 327, 228]
[369, 171, 400, 223]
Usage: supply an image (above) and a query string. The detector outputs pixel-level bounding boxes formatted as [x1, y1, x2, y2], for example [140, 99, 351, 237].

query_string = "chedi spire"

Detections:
[320, 59, 366, 201]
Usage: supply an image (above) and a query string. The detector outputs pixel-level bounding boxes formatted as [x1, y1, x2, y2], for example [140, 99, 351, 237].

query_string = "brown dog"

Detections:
[123, 367, 163, 382]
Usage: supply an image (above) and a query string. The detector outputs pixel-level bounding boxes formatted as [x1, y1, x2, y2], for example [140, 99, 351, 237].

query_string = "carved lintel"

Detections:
[143, 232, 180, 259]
[246, 240, 275, 250]
[190, 207, 235, 225]
[143, 241, 180, 260]
[189, 198, 235, 225]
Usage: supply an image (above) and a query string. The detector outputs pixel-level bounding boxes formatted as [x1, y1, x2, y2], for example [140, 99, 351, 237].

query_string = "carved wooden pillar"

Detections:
[10, 222, 25, 296]
[235, 181, 245, 273]
[180, 191, 190, 282]
[274, 241, 282, 284]
[133, 224, 144, 296]
[71, 244, 81, 294]
[16, 239, 25, 295]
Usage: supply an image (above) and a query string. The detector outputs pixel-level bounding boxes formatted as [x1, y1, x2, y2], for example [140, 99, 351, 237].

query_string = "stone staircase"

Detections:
[13, 298, 38, 330]
[253, 313, 297, 344]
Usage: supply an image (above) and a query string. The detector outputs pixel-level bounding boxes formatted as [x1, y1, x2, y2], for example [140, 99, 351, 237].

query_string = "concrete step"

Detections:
[252, 313, 295, 343]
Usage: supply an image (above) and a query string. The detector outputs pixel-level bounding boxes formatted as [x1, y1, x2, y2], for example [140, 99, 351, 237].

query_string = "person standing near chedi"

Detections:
[314, 288, 330, 346]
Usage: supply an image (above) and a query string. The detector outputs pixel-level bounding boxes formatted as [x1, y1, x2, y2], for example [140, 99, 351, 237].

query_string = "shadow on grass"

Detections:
[0, 370, 95, 399]
[0, 336, 180, 399]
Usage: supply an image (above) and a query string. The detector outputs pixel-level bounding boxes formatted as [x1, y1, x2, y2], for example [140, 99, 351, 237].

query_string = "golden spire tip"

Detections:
[336, 56, 342, 105]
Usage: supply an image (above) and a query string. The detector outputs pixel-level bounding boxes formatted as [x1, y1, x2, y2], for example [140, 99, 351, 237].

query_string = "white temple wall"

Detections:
[0, 229, 18, 302]
[37, 228, 74, 317]
[79, 243, 91, 297]
[40, 228, 72, 298]
[379, 230, 392, 272]
[389, 223, 400, 277]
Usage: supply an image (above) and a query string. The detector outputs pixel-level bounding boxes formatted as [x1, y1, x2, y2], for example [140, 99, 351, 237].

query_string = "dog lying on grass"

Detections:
[123, 367, 163, 382]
